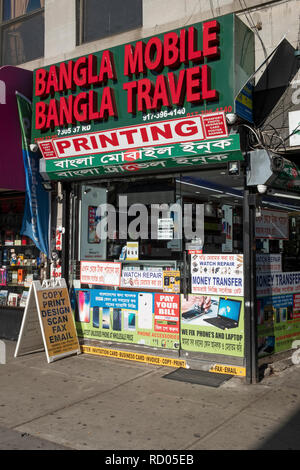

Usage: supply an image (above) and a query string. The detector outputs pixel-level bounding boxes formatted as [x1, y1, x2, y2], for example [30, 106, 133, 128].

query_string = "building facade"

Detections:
[1, 0, 300, 383]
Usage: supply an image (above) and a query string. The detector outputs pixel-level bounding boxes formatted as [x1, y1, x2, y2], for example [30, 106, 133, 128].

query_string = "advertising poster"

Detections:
[80, 185, 107, 261]
[221, 205, 233, 252]
[257, 269, 300, 355]
[80, 261, 121, 287]
[73, 289, 180, 350]
[257, 293, 300, 356]
[181, 294, 244, 357]
[255, 209, 289, 240]
[163, 270, 181, 293]
[121, 267, 163, 290]
[191, 254, 243, 296]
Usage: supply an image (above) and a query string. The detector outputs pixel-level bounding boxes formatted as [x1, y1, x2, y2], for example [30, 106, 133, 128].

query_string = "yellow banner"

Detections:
[81, 345, 186, 368]
[210, 364, 246, 376]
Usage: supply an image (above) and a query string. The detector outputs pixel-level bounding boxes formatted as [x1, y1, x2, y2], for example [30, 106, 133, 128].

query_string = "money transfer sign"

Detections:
[191, 254, 243, 296]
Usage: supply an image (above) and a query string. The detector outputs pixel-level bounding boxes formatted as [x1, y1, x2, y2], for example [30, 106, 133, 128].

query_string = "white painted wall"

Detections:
[20, 0, 299, 77]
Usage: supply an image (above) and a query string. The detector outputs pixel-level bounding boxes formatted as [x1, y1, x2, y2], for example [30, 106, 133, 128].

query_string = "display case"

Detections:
[0, 194, 47, 310]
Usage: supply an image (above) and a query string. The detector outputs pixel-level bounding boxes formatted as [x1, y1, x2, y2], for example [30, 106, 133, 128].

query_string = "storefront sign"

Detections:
[181, 294, 244, 357]
[257, 293, 300, 355]
[256, 271, 300, 296]
[33, 14, 254, 179]
[126, 241, 139, 260]
[255, 209, 289, 240]
[80, 261, 122, 286]
[154, 294, 180, 334]
[210, 364, 246, 376]
[163, 270, 181, 293]
[81, 344, 186, 368]
[40, 134, 243, 181]
[191, 254, 243, 296]
[121, 267, 163, 290]
[15, 279, 80, 363]
[38, 114, 228, 160]
[256, 254, 282, 274]
[72, 288, 180, 350]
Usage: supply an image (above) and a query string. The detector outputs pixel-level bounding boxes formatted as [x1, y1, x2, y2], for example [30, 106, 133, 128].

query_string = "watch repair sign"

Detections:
[32, 13, 254, 167]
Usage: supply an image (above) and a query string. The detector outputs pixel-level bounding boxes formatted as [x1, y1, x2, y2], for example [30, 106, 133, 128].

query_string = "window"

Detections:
[77, 0, 142, 45]
[1, 0, 44, 65]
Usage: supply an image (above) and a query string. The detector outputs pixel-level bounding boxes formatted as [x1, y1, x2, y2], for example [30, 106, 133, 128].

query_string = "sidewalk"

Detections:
[0, 340, 299, 450]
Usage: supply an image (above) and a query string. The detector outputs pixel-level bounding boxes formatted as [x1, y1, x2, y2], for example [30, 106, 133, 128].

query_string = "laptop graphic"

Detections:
[204, 297, 241, 330]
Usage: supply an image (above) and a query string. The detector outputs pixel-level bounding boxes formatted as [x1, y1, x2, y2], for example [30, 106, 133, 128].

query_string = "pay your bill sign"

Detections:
[15, 279, 80, 363]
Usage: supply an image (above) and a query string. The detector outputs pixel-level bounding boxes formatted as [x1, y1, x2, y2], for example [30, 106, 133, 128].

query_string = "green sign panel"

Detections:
[40, 134, 243, 181]
[33, 13, 254, 168]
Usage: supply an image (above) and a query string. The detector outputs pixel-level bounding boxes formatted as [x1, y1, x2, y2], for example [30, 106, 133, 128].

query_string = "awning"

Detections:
[40, 133, 243, 181]
[0, 66, 33, 191]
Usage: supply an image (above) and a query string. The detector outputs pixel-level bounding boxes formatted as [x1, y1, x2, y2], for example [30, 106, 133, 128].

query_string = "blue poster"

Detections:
[16, 92, 50, 257]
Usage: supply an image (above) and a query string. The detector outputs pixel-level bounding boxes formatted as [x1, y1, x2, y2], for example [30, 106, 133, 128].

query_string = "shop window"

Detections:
[77, 0, 142, 45]
[1, 0, 44, 65]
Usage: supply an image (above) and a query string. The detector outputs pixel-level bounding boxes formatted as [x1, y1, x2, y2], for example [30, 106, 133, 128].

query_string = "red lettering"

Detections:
[123, 81, 137, 114]
[46, 99, 60, 129]
[35, 68, 48, 97]
[73, 56, 88, 87]
[73, 137, 90, 152]
[144, 37, 163, 72]
[137, 78, 154, 112]
[168, 70, 186, 107]
[58, 60, 75, 92]
[119, 128, 138, 145]
[151, 75, 171, 110]
[99, 50, 116, 83]
[150, 124, 172, 141]
[175, 120, 198, 137]
[99, 87, 118, 119]
[87, 54, 99, 85]
[73, 92, 88, 122]
[35, 101, 47, 130]
[124, 42, 146, 77]
[203, 20, 220, 59]
[56, 140, 71, 154]
[188, 26, 203, 63]
[186, 66, 202, 103]
[164, 32, 179, 68]
[45, 65, 59, 96]
[59, 95, 75, 125]
[99, 132, 119, 148]
[202, 64, 218, 101]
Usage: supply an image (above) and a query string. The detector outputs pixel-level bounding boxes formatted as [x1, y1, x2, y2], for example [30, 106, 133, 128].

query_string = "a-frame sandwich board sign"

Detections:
[15, 279, 81, 363]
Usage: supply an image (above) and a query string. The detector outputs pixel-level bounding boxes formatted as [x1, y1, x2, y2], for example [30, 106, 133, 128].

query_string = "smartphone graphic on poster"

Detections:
[93, 307, 100, 328]
[88, 206, 100, 244]
[124, 310, 136, 331]
[113, 308, 122, 331]
[138, 293, 153, 329]
[102, 307, 110, 329]
[78, 290, 90, 323]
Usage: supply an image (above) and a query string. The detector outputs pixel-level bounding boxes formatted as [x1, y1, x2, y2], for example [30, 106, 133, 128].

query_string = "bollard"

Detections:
[0, 340, 6, 364]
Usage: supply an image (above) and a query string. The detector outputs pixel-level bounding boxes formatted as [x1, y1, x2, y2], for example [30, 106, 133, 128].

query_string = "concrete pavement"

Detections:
[0, 340, 299, 450]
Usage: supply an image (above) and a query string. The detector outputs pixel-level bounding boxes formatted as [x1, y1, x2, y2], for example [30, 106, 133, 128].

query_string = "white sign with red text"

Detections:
[80, 261, 121, 287]
[255, 209, 289, 240]
[38, 113, 228, 160]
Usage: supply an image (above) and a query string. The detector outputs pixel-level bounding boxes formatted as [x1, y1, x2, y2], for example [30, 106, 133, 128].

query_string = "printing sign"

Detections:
[37, 113, 228, 160]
